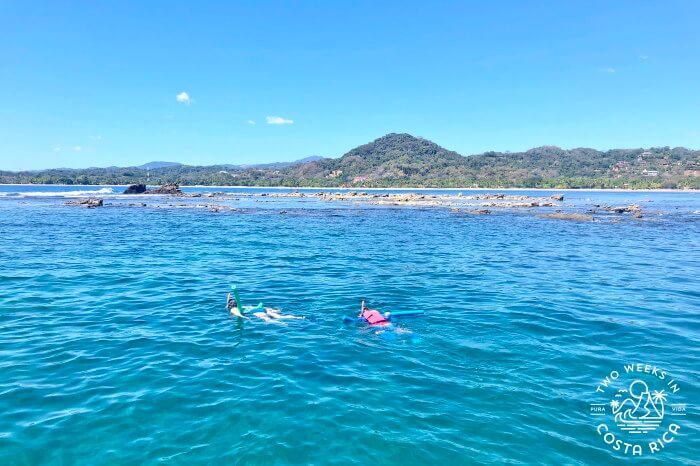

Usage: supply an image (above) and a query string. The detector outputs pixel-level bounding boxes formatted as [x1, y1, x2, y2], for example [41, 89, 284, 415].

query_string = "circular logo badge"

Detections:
[590, 363, 687, 457]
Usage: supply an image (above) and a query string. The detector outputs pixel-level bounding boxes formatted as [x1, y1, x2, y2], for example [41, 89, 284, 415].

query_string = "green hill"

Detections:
[281, 134, 699, 189]
[1, 133, 698, 189]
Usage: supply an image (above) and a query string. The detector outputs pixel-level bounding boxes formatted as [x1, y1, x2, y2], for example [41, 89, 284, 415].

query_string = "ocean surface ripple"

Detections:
[0, 186, 698, 465]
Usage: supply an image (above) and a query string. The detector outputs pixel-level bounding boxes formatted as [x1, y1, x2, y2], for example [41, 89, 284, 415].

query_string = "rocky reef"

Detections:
[123, 184, 147, 194]
[590, 204, 644, 218]
[451, 208, 491, 215]
[64, 198, 103, 208]
[248, 191, 565, 209]
[144, 183, 183, 195]
[541, 212, 594, 222]
[65, 187, 659, 223]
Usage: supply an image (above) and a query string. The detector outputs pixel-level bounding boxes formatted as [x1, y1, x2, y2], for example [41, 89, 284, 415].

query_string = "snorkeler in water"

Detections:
[226, 292, 246, 319]
[356, 300, 417, 340]
[227, 287, 304, 323]
[358, 300, 390, 326]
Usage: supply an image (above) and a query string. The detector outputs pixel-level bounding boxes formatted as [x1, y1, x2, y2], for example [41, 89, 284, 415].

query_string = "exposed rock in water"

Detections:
[462, 193, 540, 201]
[550, 194, 565, 201]
[123, 184, 147, 194]
[481, 201, 553, 208]
[237, 190, 560, 210]
[541, 212, 594, 222]
[163, 203, 239, 213]
[144, 184, 183, 195]
[65, 198, 103, 208]
[451, 208, 491, 215]
[603, 204, 642, 214]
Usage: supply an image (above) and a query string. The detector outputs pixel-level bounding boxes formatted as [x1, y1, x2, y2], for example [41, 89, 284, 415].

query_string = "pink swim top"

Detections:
[362, 309, 389, 325]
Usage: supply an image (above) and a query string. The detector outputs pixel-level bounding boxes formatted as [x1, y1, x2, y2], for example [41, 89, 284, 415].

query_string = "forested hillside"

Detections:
[2, 133, 698, 189]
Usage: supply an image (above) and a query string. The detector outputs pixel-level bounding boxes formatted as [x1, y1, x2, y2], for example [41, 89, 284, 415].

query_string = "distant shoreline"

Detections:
[0, 183, 696, 193]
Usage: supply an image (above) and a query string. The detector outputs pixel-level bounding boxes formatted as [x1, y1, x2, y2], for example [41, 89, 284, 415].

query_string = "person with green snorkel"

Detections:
[227, 286, 304, 323]
[226, 292, 245, 318]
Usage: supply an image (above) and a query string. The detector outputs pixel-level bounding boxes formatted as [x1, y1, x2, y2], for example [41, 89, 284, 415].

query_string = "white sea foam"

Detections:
[1, 187, 115, 198]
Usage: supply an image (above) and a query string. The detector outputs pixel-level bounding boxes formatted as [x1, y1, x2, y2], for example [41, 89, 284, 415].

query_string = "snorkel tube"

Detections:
[343, 309, 425, 323]
[231, 285, 264, 314]
[232, 285, 242, 309]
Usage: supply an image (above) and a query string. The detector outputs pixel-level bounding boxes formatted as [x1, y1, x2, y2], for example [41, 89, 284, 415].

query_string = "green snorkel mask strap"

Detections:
[231, 285, 242, 309]
[231, 285, 263, 313]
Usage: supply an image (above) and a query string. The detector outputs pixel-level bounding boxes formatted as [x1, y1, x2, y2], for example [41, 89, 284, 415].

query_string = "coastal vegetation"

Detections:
[2, 134, 699, 189]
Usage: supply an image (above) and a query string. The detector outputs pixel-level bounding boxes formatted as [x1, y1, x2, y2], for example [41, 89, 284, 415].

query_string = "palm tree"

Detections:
[652, 390, 667, 404]
[648, 389, 667, 418]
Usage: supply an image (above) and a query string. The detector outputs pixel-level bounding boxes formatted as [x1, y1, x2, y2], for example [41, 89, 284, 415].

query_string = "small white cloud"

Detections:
[176, 92, 192, 105]
[74, 146, 82, 152]
[605, 67, 616, 73]
[247, 119, 256, 125]
[53, 147, 61, 152]
[90, 135, 102, 141]
[266, 115, 294, 125]
[640, 55, 648, 60]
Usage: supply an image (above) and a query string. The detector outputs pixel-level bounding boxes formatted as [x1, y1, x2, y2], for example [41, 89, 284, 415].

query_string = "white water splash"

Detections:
[2, 187, 115, 198]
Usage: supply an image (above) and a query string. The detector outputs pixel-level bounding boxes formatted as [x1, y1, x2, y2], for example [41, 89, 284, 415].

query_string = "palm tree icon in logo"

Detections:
[611, 380, 666, 434]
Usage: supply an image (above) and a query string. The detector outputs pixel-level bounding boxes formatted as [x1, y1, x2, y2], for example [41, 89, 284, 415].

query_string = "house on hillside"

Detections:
[612, 161, 630, 173]
[353, 176, 369, 183]
[642, 169, 659, 177]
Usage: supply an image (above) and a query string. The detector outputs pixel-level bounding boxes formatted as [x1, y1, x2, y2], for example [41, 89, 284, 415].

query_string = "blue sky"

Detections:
[1, 1, 699, 170]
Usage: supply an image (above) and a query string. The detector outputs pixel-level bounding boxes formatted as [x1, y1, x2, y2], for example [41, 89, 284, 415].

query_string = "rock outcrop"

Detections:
[600, 204, 643, 218]
[541, 212, 593, 222]
[144, 184, 183, 195]
[65, 198, 103, 208]
[236, 190, 563, 209]
[603, 204, 641, 214]
[451, 208, 491, 215]
[123, 184, 147, 194]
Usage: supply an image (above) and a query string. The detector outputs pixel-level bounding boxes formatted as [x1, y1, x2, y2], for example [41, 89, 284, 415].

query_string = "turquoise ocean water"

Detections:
[1, 186, 698, 464]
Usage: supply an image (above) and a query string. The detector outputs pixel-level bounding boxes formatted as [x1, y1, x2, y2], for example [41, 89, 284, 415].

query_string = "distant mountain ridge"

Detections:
[135, 156, 324, 171]
[137, 161, 183, 170]
[237, 155, 325, 170]
[1, 133, 698, 189]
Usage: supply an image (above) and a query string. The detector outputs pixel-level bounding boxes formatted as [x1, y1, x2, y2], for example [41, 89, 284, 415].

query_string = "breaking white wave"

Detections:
[0, 187, 115, 198]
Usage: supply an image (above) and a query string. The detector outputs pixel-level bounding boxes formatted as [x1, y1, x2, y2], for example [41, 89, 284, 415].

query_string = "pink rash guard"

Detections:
[362, 309, 389, 326]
